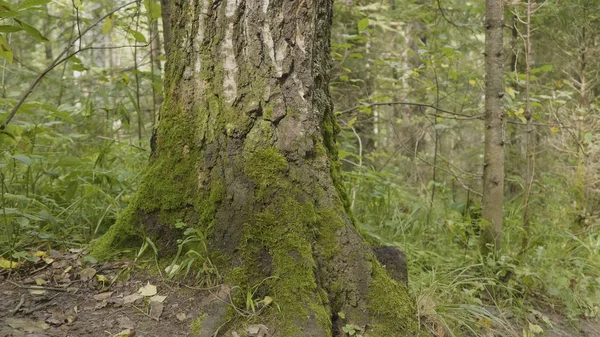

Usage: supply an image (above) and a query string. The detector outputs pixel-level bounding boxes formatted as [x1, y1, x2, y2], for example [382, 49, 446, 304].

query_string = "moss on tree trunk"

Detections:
[91, 0, 421, 335]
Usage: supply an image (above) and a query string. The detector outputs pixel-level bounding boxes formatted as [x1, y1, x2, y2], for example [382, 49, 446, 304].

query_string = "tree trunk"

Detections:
[92, 1, 419, 336]
[481, 0, 505, 252]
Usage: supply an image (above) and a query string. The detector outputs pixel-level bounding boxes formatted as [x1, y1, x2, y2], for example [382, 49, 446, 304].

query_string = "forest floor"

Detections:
[0, 249, 598, 337]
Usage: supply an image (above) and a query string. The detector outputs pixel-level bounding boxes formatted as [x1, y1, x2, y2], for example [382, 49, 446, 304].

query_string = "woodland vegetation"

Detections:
[1, 0, 599, 336]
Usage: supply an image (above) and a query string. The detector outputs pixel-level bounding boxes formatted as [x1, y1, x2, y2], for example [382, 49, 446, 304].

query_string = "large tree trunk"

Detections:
[481, 0, 505, 251]
[92, 1, 419, 336]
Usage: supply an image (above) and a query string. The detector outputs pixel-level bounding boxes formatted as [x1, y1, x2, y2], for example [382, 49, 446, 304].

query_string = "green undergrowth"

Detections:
[346, 164, 600, 337]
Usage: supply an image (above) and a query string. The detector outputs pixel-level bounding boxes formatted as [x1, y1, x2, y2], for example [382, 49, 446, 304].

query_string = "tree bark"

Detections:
[92, 1, 419, 336]
[481, 0, 505, 252]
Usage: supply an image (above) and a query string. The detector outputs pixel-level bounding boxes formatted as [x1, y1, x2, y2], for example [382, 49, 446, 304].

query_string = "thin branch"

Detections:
[1, 1, 137, 129]
[338, 101, 477, 118]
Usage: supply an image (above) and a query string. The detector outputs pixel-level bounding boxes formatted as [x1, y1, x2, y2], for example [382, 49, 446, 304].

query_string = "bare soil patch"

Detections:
[0, 249, 217, 337]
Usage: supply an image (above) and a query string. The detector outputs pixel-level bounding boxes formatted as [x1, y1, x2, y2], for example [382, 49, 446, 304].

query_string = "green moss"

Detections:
[244, 147, 288, 188]
[223, 147, 331, 336]
[89, 204, 140, 260]
[322, 110, 352, 215]
[367, 264, 419, 336]
[190, 313, 207, 337]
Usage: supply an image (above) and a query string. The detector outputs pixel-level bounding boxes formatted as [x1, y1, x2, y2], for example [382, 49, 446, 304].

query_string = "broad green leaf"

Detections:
[68, 56, 82, 63]
[0, 1, 17, 18]
[102, 16, 113, 34]
[144, 0, 161, 20]
[530, 64, 552, 75]
[357, 18, 369, 32]
[15, 19, 49, 42]
[129, 29, 147, 43]
[0, 34, 13, 63]
[18, 0, 50, 10]
[12, 154, 32, 165]
[56, 156, 82, 166]
[0, 25, 23, 32]
[72, 63, 87, 71]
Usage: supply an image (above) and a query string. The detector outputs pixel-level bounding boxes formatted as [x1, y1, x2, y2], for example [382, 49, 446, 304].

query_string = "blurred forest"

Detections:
[1, 0, 599, 336]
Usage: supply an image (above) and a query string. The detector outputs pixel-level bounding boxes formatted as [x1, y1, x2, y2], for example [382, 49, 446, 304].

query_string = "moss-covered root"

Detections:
[89, 204, 140, 260]
[366, 264, 421, 336]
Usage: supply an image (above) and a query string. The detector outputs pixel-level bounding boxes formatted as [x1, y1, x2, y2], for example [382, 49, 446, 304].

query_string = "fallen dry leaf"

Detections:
[149, 301, 164, 321]
[45, 311, 75, 326]
[123, 293, 143, 305]
[93, 291, 113, 301]
[138, 283, 157, 297]
[28, 288, 46, 296]
[247, 324, 269, 337]
[150, 294, 166, 303]
[112, 329, 136, 337]
[79, 267, 97, 281]
[95, 300, 108, 309]
[117, 316, 135, 330]
[5, 317, 50, 333]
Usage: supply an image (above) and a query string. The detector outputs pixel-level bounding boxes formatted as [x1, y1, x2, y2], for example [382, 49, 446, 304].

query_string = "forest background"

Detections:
[0, 0, 599, 336]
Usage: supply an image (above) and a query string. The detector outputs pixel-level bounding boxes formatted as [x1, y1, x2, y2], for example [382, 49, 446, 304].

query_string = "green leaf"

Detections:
[0, 1, 18, 18]
[68, 56, 82, 63]
[0, 34, 13, 63]
[56, 156, 82, 166]
[72, 63, 87, 72]
[347, 116, 357, 128]
[144, 0, 161, 20]
[0, 25, 23, 32]
[506, 86, 515, 99]
[357, 18, 369, 32]
[129, 29, 147, 43]
[530, 64, 552, 75]
[18, 0, 50, 10]
[12, 154, 32, 165]
[102, 16, 113, 35]
[15, 19, 49, 42]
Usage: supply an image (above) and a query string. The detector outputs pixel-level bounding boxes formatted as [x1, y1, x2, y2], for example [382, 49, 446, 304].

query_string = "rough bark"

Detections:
[92, 0, 420, 336]
[481, 0, 505, 251]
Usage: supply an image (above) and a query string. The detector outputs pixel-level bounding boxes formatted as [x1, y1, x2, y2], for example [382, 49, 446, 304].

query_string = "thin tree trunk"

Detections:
[93, 1, 419, 336]
[160, 0, 172, 57]
[481, 0, 505, 252]
[521, 0, 535, 251]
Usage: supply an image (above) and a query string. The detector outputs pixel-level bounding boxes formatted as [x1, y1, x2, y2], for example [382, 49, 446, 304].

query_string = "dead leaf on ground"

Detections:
[45, 311, 75, 326]
[79, 267, 97, 281]
[5, 317, 50, 333]
[247, 324, 269, 337]
[52, 260, 68, 269]
[34, 278, 47, 286]
[116, 316, 135, 330]
[93, 291, 113, 301]
[95, 300, 108, 309]
[149, 301, 164, 321]
[138, 283, 157, 297]
[112, 329, 135, 337]
[150, 294, 166, 303]
[28, 288, 46, 295]
[123, 293, 143, 305]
